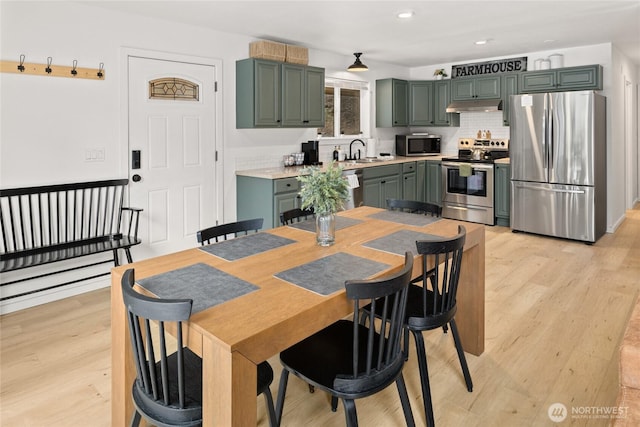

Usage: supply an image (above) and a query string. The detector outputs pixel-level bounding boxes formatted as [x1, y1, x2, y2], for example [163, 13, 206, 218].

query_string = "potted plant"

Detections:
[433, 68, 448, 80]
[297, 161, 349, 246]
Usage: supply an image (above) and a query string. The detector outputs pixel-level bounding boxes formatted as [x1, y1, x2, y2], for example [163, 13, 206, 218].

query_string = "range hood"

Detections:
[446, 99, 503, 113]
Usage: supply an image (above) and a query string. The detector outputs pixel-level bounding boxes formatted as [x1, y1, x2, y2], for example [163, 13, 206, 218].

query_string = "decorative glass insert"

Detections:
[149, 77, 199, 101]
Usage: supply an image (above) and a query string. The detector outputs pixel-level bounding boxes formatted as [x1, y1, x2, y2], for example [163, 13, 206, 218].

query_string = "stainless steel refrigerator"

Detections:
[509, 90, 606, 243]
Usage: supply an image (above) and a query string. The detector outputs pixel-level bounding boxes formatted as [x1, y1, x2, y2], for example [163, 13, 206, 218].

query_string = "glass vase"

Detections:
[315, 212, 336, 246]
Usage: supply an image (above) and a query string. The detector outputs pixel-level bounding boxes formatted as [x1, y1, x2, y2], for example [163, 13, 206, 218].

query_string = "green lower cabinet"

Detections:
[402, 162, 417, 200]
[425, 161, 442, 207]
[494, 163, 511, 226]
[416, 161, 426, 202]
[363, 164, 402, 208]
[237, 175, 301, 229]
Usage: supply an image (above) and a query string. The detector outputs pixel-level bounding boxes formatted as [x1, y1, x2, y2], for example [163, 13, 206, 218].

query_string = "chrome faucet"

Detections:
[349, 139, 366, 160]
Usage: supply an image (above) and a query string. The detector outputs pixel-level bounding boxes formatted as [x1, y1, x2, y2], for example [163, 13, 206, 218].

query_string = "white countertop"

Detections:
[235, 155, 447, 179]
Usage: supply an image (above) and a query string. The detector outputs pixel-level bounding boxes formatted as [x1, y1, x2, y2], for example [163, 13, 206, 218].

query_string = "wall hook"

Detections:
[17, 54, 25, 72]
[71, 60, 78, 76]
[97, 62, 104, 78]
[45, 57, 52, 74]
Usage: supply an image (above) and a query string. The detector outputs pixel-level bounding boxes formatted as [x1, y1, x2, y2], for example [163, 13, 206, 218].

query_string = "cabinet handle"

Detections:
[286, 183, 291, 187]
[381, 180, 386, 184]
[303, 120, 309, 123]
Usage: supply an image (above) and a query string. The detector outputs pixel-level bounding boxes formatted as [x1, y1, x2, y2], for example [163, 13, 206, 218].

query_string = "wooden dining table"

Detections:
[111, 206, 485, 426]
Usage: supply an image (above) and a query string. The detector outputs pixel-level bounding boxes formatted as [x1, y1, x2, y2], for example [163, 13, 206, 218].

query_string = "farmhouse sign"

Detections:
[451, 57, 527, 78]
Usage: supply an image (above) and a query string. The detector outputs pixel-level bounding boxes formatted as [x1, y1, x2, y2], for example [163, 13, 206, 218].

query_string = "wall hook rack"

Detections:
[0, 55, 106, 80]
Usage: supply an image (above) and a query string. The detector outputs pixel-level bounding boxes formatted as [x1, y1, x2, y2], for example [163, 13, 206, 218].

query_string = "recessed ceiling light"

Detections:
[475, 40, 487, 45]
[544, 39, 556, 43]
[397, 11, 414, 19]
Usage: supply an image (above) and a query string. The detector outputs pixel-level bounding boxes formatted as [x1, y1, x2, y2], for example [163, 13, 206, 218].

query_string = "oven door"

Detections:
[443, 162, 494, 207]
[442, 161, 495, 225]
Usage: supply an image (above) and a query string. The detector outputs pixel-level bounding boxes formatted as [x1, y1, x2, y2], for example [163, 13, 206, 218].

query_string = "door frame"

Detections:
[119, 47, 224, 225]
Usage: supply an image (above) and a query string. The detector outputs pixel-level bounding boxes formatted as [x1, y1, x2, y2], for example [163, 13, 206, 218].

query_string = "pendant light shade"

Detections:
[347, 52, 368, 72]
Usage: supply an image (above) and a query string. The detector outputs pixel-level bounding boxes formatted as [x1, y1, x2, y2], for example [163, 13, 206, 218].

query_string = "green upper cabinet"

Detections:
[520, 64, 603, 93]
[304, 66, 325, 127]
[376, 78, 408, 127]
[433, 80, 459, 127]
[237, 59, 281, 128]
[236, 58, 324, 128]
[409, 81, 434, 126]
[281, 64, 325, 127]
[407, 80, 459, 127]
[500, 73, 519, 126]
[451, 75, 501, 101]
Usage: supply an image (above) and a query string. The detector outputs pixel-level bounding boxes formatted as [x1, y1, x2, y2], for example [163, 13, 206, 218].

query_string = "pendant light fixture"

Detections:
[347, 52, 368, 72]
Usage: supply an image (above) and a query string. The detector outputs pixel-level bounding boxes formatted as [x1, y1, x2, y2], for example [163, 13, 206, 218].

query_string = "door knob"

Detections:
[132, 174, 142, 182]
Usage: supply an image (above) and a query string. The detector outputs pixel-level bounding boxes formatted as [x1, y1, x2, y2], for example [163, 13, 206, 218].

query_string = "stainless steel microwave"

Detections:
[395, 134, 441, 156]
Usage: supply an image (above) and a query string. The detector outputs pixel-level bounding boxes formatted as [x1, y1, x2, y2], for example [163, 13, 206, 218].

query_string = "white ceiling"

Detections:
[90, 0, 640, 68]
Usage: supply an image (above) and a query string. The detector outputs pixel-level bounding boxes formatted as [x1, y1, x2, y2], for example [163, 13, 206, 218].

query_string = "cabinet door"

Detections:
[501, 74, 519, 126]
[305, 66, 325, 127]
[451, 78, 475, 100]
[475, 76, 501, 99]
[520, 71, 556, 93]
[382, 175, 402, 204]
[433, 80, 458, 126]
[274, 192, 300, 227]
[402, 172, 417, 200]
[363, 178, 383, 208]
[281, 64, 305, 126]
[557, 65, 602, 90]
[409, 81, 434, 126]
[494, 164, 511, 225]
[425, 161, 442, 206]
[392, 79, 409, 126]
[416, 161, 426, 202]
[254, 60, 282, 126]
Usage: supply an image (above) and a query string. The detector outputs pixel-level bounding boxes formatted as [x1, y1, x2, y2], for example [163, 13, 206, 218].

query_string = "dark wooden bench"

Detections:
[0, 179, 142, 301]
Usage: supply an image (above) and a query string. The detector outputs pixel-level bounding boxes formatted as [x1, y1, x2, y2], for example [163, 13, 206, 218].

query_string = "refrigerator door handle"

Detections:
[514, 183, 585, 195]
[547, 93, 554, 178]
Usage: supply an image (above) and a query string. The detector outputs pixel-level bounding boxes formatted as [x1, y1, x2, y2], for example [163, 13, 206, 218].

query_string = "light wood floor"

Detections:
[2, 205, 639, 426]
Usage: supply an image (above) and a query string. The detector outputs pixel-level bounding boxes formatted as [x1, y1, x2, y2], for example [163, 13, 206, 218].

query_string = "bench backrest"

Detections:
[0, 179, 129, 258]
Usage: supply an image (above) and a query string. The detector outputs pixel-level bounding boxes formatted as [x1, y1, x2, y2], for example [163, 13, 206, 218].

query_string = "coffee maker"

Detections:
[301, 140, 320, 166]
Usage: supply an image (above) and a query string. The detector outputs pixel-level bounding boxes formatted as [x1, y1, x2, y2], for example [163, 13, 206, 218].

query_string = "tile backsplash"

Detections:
[458, 112, 509, 139]
[234, 111, 511, 171]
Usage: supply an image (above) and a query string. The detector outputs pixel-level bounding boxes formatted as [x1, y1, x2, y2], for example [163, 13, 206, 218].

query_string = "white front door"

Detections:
[128, 55, 218, 260]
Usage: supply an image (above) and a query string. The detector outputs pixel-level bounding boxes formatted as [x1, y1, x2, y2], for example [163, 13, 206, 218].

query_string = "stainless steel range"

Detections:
[441, 138, 509, 225]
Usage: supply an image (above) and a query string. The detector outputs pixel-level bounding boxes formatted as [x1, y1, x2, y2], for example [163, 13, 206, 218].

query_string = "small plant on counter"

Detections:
[433, 68, 448, 78]
[297, 161, 349, 214]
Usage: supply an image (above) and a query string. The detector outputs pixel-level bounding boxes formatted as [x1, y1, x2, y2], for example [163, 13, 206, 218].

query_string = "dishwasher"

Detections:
[342, 169, 363, 210]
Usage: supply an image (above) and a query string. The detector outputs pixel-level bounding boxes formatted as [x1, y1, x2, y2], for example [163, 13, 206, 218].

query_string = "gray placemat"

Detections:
[274, 252, 391, 296]
[368, 210, 442, 227]
[138, 263, 258, 313]
[363, 229, 444, 256]
[287, 216, 363, 233]
[199, 233, 296, 261]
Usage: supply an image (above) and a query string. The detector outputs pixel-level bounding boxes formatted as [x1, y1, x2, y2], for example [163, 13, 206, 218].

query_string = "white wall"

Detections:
[1, 2, 637, 311]
[0, 1, 408, 311]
